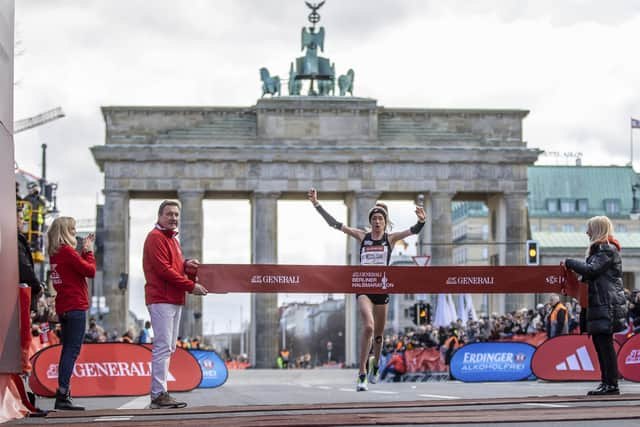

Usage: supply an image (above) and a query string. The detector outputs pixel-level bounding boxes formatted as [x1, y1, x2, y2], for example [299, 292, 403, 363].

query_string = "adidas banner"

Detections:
[531, 335, 620, 381]
[616, 334, 640, 382]
[450, 342, 536, 382]
[189, 350, 228, 388]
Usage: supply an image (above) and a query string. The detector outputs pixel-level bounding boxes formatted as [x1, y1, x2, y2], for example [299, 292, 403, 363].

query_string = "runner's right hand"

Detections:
[308, 188, 318, 205]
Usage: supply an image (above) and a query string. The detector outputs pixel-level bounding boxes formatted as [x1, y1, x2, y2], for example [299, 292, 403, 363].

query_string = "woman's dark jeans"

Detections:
[592, 333, 618, 387]
[58, 310, 86, 392]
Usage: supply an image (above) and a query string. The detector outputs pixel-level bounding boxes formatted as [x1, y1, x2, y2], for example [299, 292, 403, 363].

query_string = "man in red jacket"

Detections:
[143, 200, 208, 409]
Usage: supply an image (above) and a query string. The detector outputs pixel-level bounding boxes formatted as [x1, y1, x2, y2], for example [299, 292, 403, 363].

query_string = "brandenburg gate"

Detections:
[91, 3, 540, 368]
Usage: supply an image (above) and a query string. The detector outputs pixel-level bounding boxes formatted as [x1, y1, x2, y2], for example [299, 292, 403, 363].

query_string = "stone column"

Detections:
[486, 194, 506, 315]
[102, 189, 129, 333]
[429, 192, 454, 265]
[250, 191, 280, 368]
[344, 191, 379, 367]
[505, 192, 531, 312]
[178, 190, 204, 339]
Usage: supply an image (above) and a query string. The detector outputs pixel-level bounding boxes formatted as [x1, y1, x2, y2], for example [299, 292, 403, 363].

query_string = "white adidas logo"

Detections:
[555, 345, 595, 371]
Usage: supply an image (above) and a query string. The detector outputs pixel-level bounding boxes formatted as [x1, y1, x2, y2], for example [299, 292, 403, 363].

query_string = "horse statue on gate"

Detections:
[317, 63, 335, 96]
[338, 69, 354, 96]
[260, 67, 281, 97]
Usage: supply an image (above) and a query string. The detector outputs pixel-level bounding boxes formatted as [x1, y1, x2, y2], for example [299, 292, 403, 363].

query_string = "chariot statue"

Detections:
[260, 1, 355, 97]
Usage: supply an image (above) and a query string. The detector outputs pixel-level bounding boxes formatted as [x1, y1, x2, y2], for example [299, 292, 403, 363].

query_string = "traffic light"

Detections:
[526, 240, 539, 265]
[411, 303, 419, 325]
[411, 303, 431, 325]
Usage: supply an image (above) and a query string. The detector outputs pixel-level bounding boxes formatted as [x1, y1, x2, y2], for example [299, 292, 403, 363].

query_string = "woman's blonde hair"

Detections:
[587, 215, 614, 244]
[47, 217, 77, 256]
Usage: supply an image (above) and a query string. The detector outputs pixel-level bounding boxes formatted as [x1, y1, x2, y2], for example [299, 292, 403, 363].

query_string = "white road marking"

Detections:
[418, 394, 460, 399]
[94, 416, 133, 422]
[339, 388, 356, 392]
[523, 403, 569, 408]
[117, 395, 149, 410]
[370, 390, 398, 395]
[316, 386, 332, 390]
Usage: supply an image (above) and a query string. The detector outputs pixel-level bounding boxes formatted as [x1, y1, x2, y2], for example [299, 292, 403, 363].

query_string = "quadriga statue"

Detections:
[338, 69, 354, 96]
[260, 67, 281, 97]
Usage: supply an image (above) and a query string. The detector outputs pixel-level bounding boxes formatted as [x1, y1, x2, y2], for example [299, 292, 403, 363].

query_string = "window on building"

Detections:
[578, 199, 588, 213]
[604, 199, 620, 215]
[617, 224, 627, 232]
[547, 199, 558, 212]
[560, 199, 575, 213]
[548, 224, 557, 232]
[531, 224, 538, 232]
[482, 224, 489, 240]
[562, 224, 576, 232]
[481, 247, 489, 260]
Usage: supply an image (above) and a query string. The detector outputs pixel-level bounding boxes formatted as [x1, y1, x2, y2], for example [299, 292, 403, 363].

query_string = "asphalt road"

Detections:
[10, 369, 640, 426]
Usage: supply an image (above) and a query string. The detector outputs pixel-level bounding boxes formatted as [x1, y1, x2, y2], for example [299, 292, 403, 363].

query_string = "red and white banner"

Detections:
[198, 264, 585, 302]
[29, 343, 201, 397]
[531, 335, 620, 381]
[617, 334, 640, 382]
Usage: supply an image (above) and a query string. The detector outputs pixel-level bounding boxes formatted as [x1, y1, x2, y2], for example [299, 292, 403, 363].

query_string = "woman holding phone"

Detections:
[47, 217, 96, 410]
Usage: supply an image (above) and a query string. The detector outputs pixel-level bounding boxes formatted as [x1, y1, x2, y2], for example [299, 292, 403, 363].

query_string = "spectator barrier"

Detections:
[29, 343, 201, 397]
[225, 360, 251, 370]
[495, 332, 547, 347]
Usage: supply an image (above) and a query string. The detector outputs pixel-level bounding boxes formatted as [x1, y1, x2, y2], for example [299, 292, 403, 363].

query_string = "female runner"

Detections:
[308, 189, 426, 391]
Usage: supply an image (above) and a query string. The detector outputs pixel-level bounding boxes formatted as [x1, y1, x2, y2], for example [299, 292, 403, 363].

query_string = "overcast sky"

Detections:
[12, 1, 640, 334]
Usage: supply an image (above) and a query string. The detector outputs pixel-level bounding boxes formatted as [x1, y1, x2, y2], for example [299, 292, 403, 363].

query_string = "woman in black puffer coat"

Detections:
[563, 215, 627, 396]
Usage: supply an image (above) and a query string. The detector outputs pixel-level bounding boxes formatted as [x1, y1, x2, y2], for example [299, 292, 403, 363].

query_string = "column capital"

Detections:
[252, 191, 281, 200]
[102, 188, 129, 196]
[430, 191, 455, 200]
[503, 191, 529, 200]
[178, 189, 205, 198]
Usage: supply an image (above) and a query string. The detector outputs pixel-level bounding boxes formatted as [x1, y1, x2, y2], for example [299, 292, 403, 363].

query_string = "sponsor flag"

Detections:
[433, 294, 448, 327]
[632, 118, 640, 129]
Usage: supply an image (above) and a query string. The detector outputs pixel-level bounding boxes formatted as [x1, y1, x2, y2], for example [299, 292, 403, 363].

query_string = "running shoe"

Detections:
[367, 356, 379, 384]
[356, 373, 368, 391]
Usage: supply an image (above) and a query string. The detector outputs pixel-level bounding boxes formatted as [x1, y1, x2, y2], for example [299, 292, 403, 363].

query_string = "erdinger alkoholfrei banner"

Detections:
[29, 343, 202, 397]
[531, 335, 621, 381]
[198, 264, 585, 302]
[616, 334, 640, 382]
[189, 350, 228, 388]
[450, 342, 536, 382]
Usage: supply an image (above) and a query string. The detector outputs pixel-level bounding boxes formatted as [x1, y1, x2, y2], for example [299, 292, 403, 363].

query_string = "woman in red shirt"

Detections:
[47, 217, 95, 410]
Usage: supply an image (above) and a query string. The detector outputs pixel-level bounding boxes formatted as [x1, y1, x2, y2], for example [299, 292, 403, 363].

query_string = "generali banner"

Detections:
[198, 264, 584, 300]
[29, 343, 201, 397]
[531, 335, 620, 381]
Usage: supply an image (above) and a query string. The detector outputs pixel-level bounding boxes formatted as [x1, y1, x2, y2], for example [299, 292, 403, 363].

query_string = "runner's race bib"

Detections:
[360, 245, 388, 266]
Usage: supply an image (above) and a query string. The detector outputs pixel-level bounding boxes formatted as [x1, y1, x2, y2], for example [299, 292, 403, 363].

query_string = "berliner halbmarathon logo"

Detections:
[446, 276, 495, 286]
[250, 274, 301, 285]
[351, 271, 394, 290]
